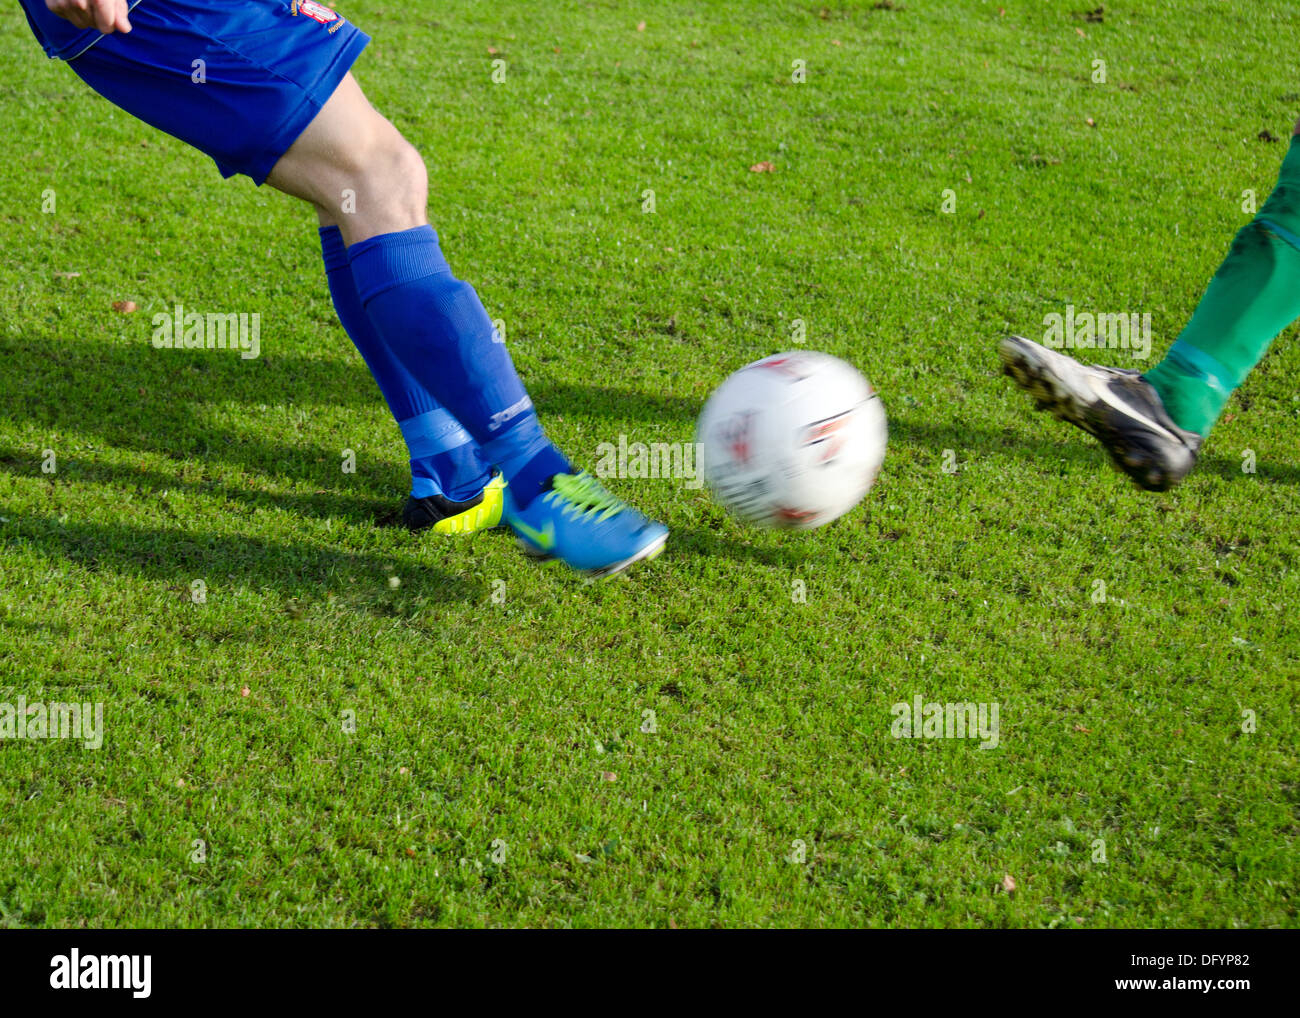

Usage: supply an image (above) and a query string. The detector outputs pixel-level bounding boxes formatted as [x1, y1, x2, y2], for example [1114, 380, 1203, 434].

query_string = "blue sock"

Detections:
[399, 409, 493, 503]
[348, 225, 571, 507]
[319, 226, 491, 502]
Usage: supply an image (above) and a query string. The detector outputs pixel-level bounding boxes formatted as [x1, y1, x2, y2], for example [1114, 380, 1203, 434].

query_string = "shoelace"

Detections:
[545, 471, 625, 522]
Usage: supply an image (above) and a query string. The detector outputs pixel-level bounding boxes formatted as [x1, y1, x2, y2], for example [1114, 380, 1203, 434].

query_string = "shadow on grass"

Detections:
[2, 328, 1294, 602]
[889, 410, 1300, 487]
[0, 448, 399, 530]
[527, 381, 702, 426]
[0, 329, 400, 479]
[666, 522, 819, 568]
[536, 388, 1300, 488]
[0, 511, 476, 604]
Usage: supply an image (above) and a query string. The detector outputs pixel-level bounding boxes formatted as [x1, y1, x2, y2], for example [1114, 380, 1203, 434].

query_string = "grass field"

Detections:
[1, 0, 1296, 928]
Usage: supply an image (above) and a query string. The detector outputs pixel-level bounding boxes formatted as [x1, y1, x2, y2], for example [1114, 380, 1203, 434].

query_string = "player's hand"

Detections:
[44, 0, 132, 34]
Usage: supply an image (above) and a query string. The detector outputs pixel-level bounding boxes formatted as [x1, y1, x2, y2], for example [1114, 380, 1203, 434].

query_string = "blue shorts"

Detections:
[59, 1, 369, 185]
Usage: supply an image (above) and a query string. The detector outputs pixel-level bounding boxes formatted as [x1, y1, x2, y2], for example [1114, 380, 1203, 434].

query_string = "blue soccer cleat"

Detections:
[505, 471, 668, 578]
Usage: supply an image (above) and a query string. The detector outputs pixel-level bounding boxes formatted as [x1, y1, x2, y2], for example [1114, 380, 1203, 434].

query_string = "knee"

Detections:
[336, 126, 427, 230]
[371, 134, 428, 221]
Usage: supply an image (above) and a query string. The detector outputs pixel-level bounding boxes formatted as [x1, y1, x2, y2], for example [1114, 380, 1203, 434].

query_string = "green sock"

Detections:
[1144, 134, 1300, 437]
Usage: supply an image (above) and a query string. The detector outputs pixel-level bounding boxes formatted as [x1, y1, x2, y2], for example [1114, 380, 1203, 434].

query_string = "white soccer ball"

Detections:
[696, 351, 887, 529]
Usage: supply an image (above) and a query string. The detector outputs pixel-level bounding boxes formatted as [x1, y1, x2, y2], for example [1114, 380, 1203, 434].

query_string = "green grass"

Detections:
[1, 0, 1297, 928]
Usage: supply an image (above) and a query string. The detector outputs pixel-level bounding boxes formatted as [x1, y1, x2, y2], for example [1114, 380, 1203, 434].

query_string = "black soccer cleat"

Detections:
[999, 335, 1203, 492]
[400, 474, 507, 534]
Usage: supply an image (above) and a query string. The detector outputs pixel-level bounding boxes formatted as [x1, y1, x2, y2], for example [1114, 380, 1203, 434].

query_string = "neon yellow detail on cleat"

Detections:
[545, 471, 626, 522]
[432, 474, 507, 535]
[511, 518, 556, 551]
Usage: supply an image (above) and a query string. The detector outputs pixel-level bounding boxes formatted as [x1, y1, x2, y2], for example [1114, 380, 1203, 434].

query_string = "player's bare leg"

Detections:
[264, 75, 505, 533]
[266, 73, 427, 244]
[266, 73, 667, 574]
[25, 5, 666, 574]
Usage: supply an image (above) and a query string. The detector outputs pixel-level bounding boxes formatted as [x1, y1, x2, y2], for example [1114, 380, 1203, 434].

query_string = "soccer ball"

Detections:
[696, 351, 887, 529]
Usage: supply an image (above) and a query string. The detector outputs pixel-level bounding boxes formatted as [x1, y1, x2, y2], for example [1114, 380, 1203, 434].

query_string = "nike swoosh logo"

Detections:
[513, 519, 556, 551]
[1085, 374, 1176, 439]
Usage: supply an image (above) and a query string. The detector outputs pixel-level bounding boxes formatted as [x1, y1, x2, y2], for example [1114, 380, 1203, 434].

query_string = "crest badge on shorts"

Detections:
[293, 1, 341, 26]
